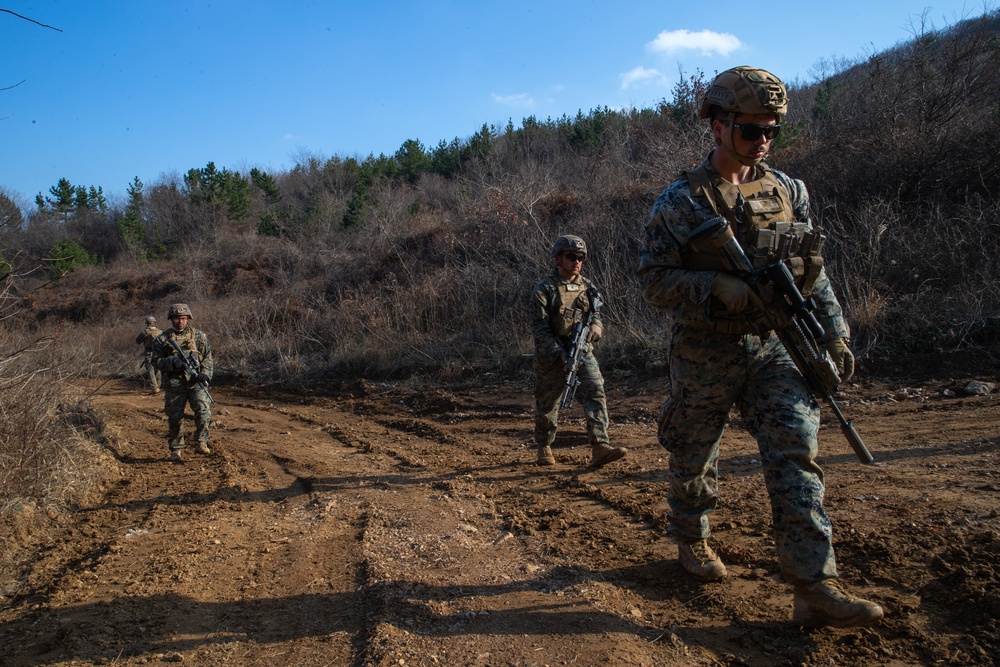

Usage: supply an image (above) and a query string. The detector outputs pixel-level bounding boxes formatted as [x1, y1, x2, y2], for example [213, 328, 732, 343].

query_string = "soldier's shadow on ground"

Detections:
[100, 438, 164, 466]
[1, 561, 817, 667]
[85, 464, 591, 512]
[88, 440, 640, 513]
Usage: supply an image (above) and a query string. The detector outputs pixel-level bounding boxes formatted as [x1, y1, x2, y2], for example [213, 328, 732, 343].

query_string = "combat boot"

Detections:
[169, 449, 183, 464]
[678, 539, 728, 581]
[589, 443, 626, 468]
[793, 578, 884, 628]
[195, 442, 211, 455]
[537, 445, 555, 466]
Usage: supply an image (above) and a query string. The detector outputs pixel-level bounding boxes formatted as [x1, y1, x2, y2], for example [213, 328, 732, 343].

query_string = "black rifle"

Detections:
[560, 293, 602, 409]
[168, 338, 214, 404]
[689, 217, 874, 464]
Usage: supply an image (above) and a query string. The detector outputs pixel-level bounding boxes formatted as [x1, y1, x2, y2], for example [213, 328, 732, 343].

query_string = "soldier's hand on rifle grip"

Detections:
[711, 273, 751, 314]
[171, 355, 187, 370]
[588, 323, 603, 343]
[195, 372, 210, 385]
[826, 338, 855, 383]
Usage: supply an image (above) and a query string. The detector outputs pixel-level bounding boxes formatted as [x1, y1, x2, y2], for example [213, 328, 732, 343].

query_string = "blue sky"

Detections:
[2, 0, 989, 207]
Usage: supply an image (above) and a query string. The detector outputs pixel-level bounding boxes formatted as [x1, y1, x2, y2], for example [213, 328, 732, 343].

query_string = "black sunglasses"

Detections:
[562, 252, 586, 263]
[730, 122, 782, 141]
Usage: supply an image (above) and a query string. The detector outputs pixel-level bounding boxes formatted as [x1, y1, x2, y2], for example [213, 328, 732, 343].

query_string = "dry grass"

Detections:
[0, 342, 109, 510]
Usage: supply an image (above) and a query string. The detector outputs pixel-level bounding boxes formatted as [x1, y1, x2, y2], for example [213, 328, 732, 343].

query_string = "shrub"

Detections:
[47, 238, 100, 276]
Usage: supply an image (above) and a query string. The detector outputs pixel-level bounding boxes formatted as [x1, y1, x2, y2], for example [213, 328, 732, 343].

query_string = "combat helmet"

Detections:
[551, 235, 587, 258]
[145, 315, 157, 325]
[699, 66, 787, 119]
[167, 303, 193, 320]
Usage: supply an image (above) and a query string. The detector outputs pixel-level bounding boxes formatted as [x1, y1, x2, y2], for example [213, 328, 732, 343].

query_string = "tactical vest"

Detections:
[143, 326, 161, 351]
[169, 328, 203, 364]
[683, 164, 825, 297]
[552, 280, 591, 338]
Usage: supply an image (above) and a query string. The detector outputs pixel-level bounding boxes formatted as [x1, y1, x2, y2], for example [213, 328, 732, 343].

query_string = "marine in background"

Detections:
[135, 315, 161, 395]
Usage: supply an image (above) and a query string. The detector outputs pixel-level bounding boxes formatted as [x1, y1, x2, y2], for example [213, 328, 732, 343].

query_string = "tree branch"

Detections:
[0, 8, 63, 32]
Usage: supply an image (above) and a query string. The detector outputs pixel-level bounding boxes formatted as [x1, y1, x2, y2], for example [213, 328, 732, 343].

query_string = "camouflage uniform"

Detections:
[135, 317, 162, 393]
[530, 269, 610, 453]
[151, 311, 214, 456]
[637, 157, 849, 584]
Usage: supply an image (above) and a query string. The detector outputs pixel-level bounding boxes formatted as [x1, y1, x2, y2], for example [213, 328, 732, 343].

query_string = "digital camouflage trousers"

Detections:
[163, 384, 212, 451]
[141, 354, 161, 391]
[658, 325, 838, 584]
[534, 348, 609, 448]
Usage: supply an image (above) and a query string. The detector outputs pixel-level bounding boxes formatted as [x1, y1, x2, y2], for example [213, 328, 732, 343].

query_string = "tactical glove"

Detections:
[171, 355, 187, 370]
[825, 338, 855, 383]
[195, 372, 210, 385]
[588, 323, 603, 343]
[711, 273, 751, 314]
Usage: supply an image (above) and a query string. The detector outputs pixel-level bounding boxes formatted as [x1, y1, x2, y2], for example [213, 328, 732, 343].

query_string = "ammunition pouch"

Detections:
[746, 222, 826, 296]
[553, 281, 591, 338]
[681, 222, 826, 298]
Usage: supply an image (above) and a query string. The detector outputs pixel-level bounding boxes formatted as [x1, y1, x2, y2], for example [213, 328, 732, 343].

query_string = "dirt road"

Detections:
[1, 376, 998, 666]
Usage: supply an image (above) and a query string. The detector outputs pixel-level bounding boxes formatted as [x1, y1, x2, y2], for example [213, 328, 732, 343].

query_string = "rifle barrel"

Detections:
[824, 393, 875, 465]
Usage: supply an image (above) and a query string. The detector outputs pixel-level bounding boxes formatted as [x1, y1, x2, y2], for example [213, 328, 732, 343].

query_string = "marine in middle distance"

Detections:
[529, 234, 626, 468]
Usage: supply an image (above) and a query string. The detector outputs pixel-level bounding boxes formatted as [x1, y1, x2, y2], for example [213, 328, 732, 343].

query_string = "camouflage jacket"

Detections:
[151, 326, 214, 381]
[636, 156, 849, 340]
[530, 270, 604, 361]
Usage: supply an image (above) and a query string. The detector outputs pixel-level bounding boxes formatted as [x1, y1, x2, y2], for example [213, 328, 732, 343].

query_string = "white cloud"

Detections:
[620, 66, 668, 90]
[491, 92, 535, 108]
[647, 29, 742, 56]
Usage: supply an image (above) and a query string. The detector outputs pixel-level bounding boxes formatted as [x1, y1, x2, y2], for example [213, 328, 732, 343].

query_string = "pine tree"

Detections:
[0, 192, 24, 230]
[250, 168, 282, 202]
[74, 185, 89, 210]
[47, 238, 98, 276]
[185, 162, 251, 223]
[395, 139, 430, 184]
[118, 176, 145, 257]
[88, 185, 107, 211]
[47, 178, 75, 215]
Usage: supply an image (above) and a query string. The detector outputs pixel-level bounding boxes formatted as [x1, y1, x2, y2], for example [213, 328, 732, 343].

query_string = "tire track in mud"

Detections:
[252, 388, 682, 664]
[334, 388, 898, 665]
[216, 387, 871, 664]
[7, 379, 999, 665]
[2, 385, 383, 667]
[323, 388, 741, 664]
[346, 393, 669, 555]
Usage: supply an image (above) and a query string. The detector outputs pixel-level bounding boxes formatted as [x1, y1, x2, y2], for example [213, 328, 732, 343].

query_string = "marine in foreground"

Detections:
[151, 303, 214, 463]
[636, 66, 882, 628]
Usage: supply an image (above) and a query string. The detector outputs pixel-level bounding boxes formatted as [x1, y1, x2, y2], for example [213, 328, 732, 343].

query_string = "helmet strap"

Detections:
[720, 142, 765, 167]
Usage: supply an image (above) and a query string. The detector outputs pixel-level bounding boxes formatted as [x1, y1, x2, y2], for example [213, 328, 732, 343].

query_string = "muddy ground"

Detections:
[1, 368, 998, 666]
